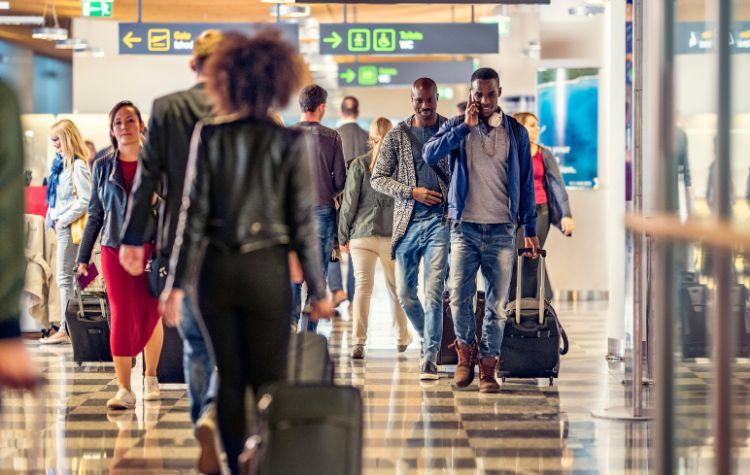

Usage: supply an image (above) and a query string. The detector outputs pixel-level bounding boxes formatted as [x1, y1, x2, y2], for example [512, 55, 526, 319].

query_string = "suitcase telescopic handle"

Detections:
[515, 248, 547, 326]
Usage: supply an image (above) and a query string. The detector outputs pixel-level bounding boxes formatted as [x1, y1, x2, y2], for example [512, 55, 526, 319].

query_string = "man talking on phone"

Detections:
[371, 78, 451, 381]
[423, 68, 539, 393]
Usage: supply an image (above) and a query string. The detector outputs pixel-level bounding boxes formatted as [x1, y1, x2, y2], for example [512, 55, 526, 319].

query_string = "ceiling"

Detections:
[3, 0, 749, 62]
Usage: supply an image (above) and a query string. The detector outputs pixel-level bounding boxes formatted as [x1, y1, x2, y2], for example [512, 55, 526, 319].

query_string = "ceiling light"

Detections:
[0, 15, 44, 25]
[32, 27, 68, 41]
[0, 2, 11, 10]
[56, 38, 88, 50]
[32, 0, 68, 41]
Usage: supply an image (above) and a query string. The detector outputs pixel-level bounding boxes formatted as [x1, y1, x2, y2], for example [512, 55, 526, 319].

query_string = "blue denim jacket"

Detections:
[45, 158, 91, 230]
[423, 112, 537, 237]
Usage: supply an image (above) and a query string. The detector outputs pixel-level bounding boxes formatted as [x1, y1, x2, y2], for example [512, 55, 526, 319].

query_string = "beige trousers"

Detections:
[349, 236, 411, 346]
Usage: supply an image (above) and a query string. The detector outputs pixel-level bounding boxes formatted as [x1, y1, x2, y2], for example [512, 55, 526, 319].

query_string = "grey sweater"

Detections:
[370, 115, 451, 257]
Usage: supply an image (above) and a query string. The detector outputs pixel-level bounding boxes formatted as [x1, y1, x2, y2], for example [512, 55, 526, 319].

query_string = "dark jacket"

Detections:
[423, 112, 537, 237]
[78, 151, 155, 265]
[540, 147, 573, 230]
[338, 152, 394, 245]
[337, 122, 370, 165]
[293, 121, 346, 207]
[122, 83, 212, 257]
[0, 80, 24, 339]
[168, 114, 325, 300]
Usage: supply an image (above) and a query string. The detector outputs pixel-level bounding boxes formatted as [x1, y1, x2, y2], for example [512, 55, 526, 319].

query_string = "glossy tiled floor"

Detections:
[0, 283, 660, 474]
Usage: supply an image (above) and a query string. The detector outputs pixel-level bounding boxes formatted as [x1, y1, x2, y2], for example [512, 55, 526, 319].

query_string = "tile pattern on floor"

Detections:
[0, 298, 665, 474]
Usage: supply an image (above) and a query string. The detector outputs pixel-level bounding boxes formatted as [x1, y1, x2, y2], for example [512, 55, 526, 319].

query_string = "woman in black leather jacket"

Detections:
[161, 31, 333, 473]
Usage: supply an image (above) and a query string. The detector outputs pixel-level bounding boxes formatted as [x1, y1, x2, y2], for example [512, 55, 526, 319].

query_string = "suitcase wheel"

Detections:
[549, 377, 554, 386]
[501, 377, 506, 383]
[77, 362, 83, 367]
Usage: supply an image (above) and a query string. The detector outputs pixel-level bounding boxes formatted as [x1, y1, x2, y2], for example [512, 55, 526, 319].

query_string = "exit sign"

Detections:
[83, 1, 113, 18]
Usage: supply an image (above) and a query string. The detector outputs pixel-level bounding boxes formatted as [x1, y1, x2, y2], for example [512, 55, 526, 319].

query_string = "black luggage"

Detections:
[286, 329, 334, 384]
[679, 272, 750, 358]
[438, 291, 485, 365]
[500, 249, 568, 384]
[67, 284, 113, 366]
[680, 271, 709, 358]
[149, 323, 185, 383]
[242, 316, 363, 475]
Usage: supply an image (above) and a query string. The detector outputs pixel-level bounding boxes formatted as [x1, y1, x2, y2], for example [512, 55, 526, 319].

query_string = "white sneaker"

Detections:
[144, 376, 160, 401]
[107, 388, 136, 410]
[195, 407, 222, 475]
[40, 331, 71, 345]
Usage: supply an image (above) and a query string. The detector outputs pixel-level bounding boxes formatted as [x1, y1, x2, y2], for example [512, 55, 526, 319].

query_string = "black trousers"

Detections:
[197, 245, 291, 474]
[510, 204, 553, 300]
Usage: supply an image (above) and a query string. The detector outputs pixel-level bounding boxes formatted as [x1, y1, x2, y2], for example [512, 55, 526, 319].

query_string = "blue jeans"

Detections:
[291, 205, 336, 331]
[327, 253, 355, 300]
[448, 222, 516, 358]
[179, 296, 217, 424]
[394, 215, 449, 364]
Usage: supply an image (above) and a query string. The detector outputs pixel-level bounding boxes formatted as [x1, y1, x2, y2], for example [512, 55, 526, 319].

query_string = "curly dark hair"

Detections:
[204, 30, 305, 117]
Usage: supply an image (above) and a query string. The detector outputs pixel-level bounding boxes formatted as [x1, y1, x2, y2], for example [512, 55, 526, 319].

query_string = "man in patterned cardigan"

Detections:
[371, 78, 451, 381]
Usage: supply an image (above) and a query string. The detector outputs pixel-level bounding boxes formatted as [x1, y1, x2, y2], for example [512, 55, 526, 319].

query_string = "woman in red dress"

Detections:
[77, 101, 163, 410]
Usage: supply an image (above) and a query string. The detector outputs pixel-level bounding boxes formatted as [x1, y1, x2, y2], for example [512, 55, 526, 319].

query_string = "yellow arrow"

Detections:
[123, 31, 142, 49]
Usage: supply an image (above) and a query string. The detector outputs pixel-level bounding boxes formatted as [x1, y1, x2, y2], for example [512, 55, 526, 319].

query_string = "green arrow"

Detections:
[323, 31, 343, 49]
[340, 68, 356, 84]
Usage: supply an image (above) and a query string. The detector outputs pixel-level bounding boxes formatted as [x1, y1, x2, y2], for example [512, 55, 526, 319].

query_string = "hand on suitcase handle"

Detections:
[518, 247, 546, 258]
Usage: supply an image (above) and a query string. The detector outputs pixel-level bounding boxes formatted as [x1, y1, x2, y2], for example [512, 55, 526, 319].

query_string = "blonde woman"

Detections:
[339, 117, 412, 359]
[43, 119, 92, 345]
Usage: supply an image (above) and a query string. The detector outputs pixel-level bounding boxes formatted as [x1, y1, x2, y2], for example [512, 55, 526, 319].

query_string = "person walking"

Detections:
[77, 101, 164, 410]
[371, 78, 451, 381]
[424, 68, 540, 393]
[0, 79, 40, 391]
[42, 119, 92, 345]
[328, 95, 370, 307]
[160, 31, 333, 474]
[292, 84, 346, 331]
[509, 112, 574, 300]
[119, 30, 224, 474]
[339, 117, 412, 359]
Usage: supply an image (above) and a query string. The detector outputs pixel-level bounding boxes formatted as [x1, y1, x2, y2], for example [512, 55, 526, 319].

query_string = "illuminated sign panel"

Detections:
[338, 61, 474, 87]
[118, 23, 299, 55]
[319, 23, 498, 56]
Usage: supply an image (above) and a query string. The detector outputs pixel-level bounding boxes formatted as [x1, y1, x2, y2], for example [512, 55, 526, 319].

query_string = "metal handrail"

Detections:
[624, 213, 750, 249]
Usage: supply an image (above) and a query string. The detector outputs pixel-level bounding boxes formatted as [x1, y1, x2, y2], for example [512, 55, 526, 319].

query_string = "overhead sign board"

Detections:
[83, 1, 113, 17]
[338, 61, 474, 87]
[319, 23, 498, 56]
[676, 21, 750, 54]
[118, 23, 299, 55]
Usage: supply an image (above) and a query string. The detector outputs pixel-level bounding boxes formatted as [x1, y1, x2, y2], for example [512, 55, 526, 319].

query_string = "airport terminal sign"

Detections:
[338, 61, 474, 87]
[676, 22, 750, 54]
[118, 23, 299, 55]
[83, 1, 113, 17]
[320, 23, 498, 55]
[302, 0, 548, 3]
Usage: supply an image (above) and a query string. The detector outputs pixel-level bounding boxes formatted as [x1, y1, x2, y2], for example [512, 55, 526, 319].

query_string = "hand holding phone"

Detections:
[464, 93, 479, 128]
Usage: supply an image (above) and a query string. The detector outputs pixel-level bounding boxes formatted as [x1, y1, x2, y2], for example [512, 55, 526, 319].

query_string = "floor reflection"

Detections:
[0, 293, 665, 474]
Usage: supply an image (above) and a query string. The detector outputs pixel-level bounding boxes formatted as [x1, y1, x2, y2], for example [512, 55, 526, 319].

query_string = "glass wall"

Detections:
[651, 0, 750, 472]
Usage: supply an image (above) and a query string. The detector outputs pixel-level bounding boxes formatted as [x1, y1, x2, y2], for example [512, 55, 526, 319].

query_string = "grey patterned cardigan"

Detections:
[371, 114, 451, 258]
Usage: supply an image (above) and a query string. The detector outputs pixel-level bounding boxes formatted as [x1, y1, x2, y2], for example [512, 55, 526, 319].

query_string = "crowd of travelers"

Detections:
[0, 28, 574, 474]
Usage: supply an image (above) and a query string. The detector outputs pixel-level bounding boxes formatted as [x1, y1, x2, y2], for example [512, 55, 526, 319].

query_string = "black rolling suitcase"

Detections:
[500, 249, 568, 384]
[438, 291, 485, 365]
[151, 323, 185, 383]
[241, 316, 363, 475]
[67, 284, 113, 366]
[680, 271, 709, 358]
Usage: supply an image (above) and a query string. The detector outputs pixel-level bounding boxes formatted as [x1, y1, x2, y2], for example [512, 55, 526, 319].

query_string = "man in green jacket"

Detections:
[0, 79, 38, 390]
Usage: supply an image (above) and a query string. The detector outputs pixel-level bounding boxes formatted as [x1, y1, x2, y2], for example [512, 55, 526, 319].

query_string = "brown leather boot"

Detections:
[479, 357, 501, 393]
[452, 340, 477, 388]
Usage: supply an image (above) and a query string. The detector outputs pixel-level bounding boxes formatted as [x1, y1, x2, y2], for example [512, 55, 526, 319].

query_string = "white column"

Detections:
[602, 0, 627, 355]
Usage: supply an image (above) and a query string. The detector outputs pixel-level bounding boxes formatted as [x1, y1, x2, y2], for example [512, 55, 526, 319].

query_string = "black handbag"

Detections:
[146, 251, 168, 298]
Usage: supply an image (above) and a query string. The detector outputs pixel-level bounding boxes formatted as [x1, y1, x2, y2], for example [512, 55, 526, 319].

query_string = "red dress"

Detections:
[100, 159, 161, 357]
